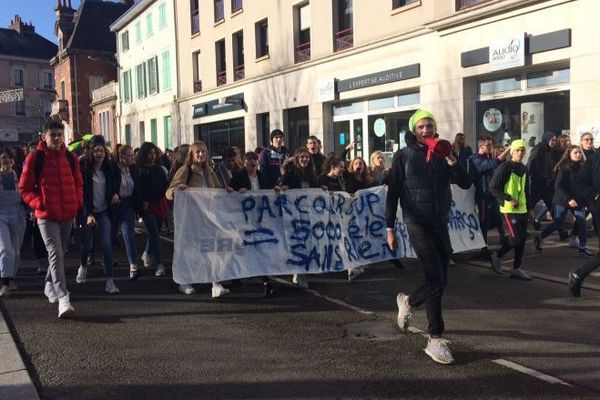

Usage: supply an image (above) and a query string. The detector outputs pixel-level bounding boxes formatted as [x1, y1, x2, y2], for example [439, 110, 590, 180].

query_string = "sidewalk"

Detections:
[0, 305, 39, 400]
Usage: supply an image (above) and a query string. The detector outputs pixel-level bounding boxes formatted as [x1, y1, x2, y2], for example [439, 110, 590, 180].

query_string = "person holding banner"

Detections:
[277, 148, 319, 288]
[166, 141, 230, 298]
[488, 139, 533, 281]
[385, 109, 471, 365]
[228, 151, 277, 297]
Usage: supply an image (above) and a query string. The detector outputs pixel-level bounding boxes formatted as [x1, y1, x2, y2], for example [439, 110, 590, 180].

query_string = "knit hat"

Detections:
[270, 129, 284, 141]
[88, 135, 106, 148]
[408, 109, 436, 133]
[510, 139, 526, 154]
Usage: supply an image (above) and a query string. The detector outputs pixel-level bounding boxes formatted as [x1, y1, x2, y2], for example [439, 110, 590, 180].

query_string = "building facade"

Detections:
[0, 15, 57, 145]
[111, 0, 179, 151]
[52, 0, 133, 143]
[91, 81, 118, 147]
[123, 0, 600, 162]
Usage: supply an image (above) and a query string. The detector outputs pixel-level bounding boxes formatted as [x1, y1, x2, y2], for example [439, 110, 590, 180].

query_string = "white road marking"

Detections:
[492, 359, 575, 387]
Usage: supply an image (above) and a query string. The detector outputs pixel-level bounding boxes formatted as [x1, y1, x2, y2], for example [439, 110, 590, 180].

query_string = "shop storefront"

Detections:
[329, 64, 421, 165]
[192, 93, 245, 159]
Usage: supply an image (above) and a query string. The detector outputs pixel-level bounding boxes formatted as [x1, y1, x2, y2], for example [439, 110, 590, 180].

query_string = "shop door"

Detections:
[333, 119, 365, 160]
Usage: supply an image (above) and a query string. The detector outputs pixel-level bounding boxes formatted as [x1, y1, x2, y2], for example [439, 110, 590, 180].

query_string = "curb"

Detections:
[0, 304, 40, 400]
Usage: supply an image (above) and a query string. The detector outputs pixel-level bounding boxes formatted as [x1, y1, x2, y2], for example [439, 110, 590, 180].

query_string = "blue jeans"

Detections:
[114, 197, 137, 266]
[81, 210, 114, 277]
[540, 204, 587, 247]
[143, 214, 162, 265]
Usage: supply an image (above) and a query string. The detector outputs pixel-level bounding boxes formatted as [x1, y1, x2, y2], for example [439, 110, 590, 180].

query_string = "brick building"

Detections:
[51, 0, 133, 142]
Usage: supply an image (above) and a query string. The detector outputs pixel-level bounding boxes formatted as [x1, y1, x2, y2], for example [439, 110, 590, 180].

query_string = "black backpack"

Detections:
[33, 150, 76, 189]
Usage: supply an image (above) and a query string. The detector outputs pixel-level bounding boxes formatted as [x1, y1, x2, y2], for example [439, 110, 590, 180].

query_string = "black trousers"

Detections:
[496, 213, 528, 270]
[576, 206, 600, 279]
[405, 222, 452, 338]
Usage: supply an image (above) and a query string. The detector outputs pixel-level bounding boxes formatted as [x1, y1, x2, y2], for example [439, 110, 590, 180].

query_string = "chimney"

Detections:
[9, 14, 35, 34]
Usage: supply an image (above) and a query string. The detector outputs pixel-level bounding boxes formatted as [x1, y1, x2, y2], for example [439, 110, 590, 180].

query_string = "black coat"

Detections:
[385, 132, 471, 227]
[277, 162, 318, 189]
[553, 163, 590, 207]
[527, 143, 561, 191]
[136, 164, 168, 201]
[230, 169, 271, 191]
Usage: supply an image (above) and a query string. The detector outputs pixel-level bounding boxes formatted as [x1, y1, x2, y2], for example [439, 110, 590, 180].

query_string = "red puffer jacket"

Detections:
[19, 141, 83, 222]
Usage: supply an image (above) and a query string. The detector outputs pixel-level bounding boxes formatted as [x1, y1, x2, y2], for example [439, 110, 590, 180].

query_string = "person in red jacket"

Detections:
[19, 119, 83, 318]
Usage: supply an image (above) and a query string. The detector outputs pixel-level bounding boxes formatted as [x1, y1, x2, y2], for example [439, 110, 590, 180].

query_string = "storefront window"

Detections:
[196, 117, 245, 160]
[478, 76, 521, 95]
[367, 111, 412, 156]
[527, 68, 570, 88]
[286, 106, 309, 152]
[476, 91, 569, 156]
[397, 92, 420, 107]
[333, 101, 364, 116]
[368, 96, 394, 111]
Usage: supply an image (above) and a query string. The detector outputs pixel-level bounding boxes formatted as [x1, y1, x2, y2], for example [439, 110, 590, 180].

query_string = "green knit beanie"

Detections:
[409, 109, 436, 132]
[510, 139, 526, 154]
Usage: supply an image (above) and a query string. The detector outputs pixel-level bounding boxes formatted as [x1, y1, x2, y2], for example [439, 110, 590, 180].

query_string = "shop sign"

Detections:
[483, 108, 502, 132]
[318, 78, 336, 102]
[193, 93, 244, 118]
[489, 35, 525, 71]
[0, 129, 18, 142]
[373, 118, 386, 137]
[337, 64, 420, 92]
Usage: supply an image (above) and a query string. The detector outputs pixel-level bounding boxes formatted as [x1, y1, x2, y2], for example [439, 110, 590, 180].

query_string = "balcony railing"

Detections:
[234, 64, 245, 81]
[217, 70, 227, 86]
[295, 42, 310, 63]
[231, 0, 242, 13]
[194, 80, 202, 93]
[456, 0, 493, 10]
[335, 28, 353, 52]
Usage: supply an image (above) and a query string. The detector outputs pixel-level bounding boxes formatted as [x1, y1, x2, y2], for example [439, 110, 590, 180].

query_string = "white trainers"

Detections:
[396, 293, 412, 330]
[510, 268, 532, 281]
[211, 283, 230, 298]
[58, 294, 75, 318]
[76, 265, 87, 284]
[105, 279, 120, 294]
[155, 264, 166, 277]
[179, 284, 196, 295]
[490, 253, 503, 275]
[348, 267, 365, 282]
[141, 252, 154, 268]
[44, 281, 58, 304]
[292, 274, 309, 288]
[569, 237, 580, 248]
[424, 338, 455, 365]
[0, 285, 9, 297]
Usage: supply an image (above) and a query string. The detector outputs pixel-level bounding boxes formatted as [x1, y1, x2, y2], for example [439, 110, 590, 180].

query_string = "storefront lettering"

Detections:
[491, 39, 521, 62]
[338, 64, 419, 92]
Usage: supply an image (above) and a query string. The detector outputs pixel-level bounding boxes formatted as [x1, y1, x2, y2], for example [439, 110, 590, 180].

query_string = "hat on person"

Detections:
[88, 135, 106, 148]
[408, 109, 436, 132]
[510, 139, 526, 154]
[270, 129, 284, 141]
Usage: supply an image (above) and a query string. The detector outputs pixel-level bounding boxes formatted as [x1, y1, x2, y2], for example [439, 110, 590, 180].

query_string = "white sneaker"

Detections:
[424, 338, 455, 365]
[105, 279, 120, 294]
[396, 293, 412, 330]
[76, 265, 87, 284]
[348, 267, 365, 282]
[179, 284, 196, 295]
[155, 264, 166, 277]
[58, 294, 75, 318]
[0, 285, 9, 297]
[44, 281, 58, 304]
[292, 274, 309, 288]
[510, 268, 532, 281]
[141, 252, 154, 268]
[211, 283, 230, 298]
[569, 237, 580, 248]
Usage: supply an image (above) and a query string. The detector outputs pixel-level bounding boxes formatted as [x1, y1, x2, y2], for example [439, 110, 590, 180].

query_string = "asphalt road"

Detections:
[1, 228, 599, 400]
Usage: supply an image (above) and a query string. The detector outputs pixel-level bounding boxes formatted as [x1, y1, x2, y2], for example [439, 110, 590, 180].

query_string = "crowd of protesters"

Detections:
[1, 113, 600, 364]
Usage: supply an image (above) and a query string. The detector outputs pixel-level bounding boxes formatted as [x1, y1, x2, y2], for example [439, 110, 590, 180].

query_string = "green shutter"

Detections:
[164, 116, 172, 149]
[162, 50, 171, 91]
[151, 118, 158, 144]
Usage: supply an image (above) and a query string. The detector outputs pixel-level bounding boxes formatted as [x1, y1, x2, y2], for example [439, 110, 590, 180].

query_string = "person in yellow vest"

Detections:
[488, 139, 533, 280]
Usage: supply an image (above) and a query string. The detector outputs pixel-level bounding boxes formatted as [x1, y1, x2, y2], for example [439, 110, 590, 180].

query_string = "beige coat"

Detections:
[166, 163, 221, 200]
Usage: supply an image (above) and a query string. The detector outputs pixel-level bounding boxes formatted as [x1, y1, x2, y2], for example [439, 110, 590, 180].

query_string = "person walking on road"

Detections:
[488, 139, 533, 281]
[533, 145, 591, 257]
[0, 148, 27, 297]
[76, 135, 121, 294]
[166, 141, 229, 298]
[19, 119, 83, 318]
[385, 109, 471, 365]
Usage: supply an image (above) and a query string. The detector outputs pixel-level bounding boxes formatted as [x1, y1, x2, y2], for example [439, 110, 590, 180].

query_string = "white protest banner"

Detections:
[172, 185, 485, 284]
